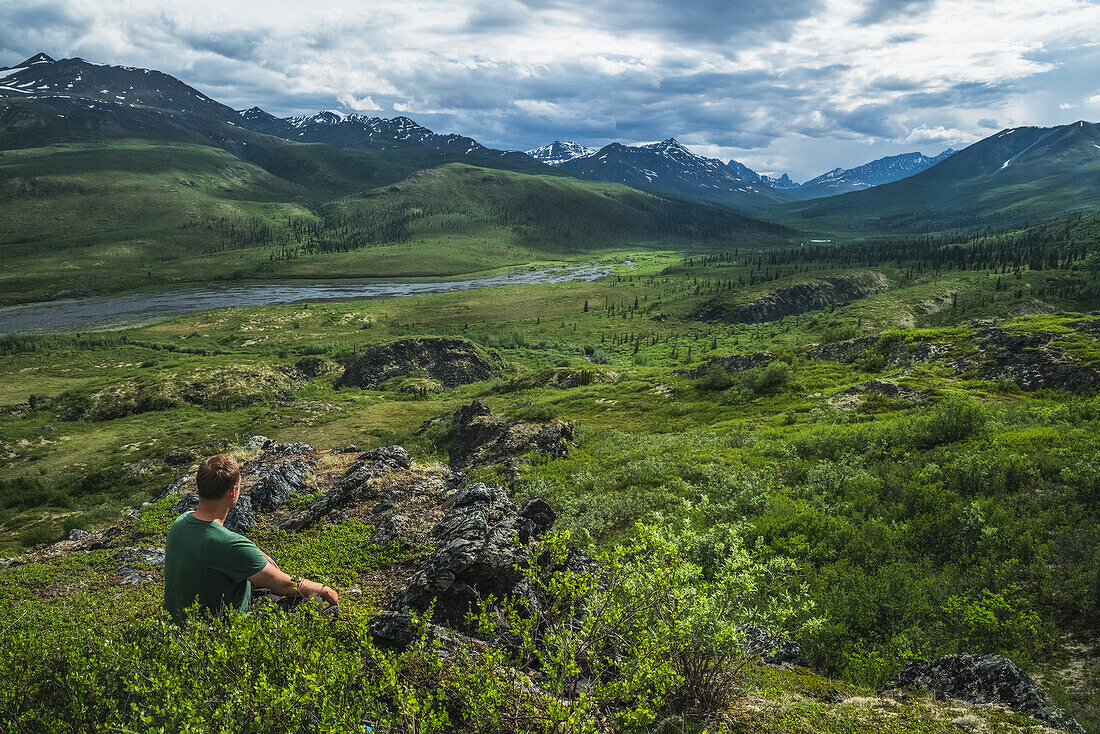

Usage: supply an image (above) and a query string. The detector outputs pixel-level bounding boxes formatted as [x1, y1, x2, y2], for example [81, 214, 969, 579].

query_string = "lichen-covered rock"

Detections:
[392, 482, 560, 629]
[446, 401, 575, 476]
[115, 546, 165, 566]
[334, 337, 503, 390]
[280, 446, 412, 531]
[250, 460, 311, 511]
[882, 653, 1083, 733]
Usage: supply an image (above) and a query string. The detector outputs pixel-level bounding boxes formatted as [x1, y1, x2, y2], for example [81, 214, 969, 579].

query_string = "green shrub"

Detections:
[915, 395, 986, 447]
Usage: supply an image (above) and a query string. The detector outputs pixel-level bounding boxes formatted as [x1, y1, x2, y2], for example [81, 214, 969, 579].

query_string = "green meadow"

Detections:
[2, 239, 1099, 728]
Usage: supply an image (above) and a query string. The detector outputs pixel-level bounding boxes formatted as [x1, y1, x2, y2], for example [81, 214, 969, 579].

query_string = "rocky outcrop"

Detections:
[882, 653, 1083, 733]
[366, 610, 488, 658]
[250, 460, 311, 511]
[696, 273, 888, 324]
[742, 625, 809, 668]
[677, 351, 772, 378]
[280, 446, 412, 531]
[392, 482, 559, 628]
[807, 335, 950, 367]
[334, 337, 503, 390]
[294, 356, 337, 379]
[970, 327, 1098, 393]
[442, 401, 575, 477]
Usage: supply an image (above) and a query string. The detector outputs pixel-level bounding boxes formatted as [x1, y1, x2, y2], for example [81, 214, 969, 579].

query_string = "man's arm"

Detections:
[249, 561, 338, 606]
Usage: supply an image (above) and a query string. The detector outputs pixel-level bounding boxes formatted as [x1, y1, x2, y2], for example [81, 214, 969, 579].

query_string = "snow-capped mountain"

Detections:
[789, 149, 956, 199]
[526, 141, 598, 166]
[557, 138, 786, 207]
[239, 105, 541, 162]
[761, 173, 799, 190]
[0, 53, 237, 120]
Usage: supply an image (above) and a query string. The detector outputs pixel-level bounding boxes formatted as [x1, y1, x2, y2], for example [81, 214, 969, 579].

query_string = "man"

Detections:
[163, 453, 338, 623]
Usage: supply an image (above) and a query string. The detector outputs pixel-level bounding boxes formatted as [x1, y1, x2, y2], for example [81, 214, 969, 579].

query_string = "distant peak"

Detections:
[21, 52, 55, 66]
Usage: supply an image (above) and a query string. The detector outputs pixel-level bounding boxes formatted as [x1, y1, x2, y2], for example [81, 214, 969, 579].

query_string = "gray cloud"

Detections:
[0, 0, 1097, 179]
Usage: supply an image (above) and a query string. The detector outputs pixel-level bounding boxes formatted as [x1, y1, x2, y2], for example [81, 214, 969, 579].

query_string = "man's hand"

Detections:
[320, 585, 339, 606]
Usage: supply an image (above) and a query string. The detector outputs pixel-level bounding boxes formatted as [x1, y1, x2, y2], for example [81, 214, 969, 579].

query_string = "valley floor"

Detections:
[1, 251, 1098, 731]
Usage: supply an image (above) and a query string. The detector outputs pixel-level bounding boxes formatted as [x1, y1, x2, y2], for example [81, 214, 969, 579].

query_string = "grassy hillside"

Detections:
[779, 122, 1100, 237]
[0, 147, 795, 305]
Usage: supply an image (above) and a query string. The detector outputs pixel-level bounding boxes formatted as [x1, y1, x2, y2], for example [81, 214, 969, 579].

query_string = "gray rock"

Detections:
[153, 473, 191, 502]
[366, 610, 485, 658]
[171, 491, 199, 514]
[882, 653, 1083, 733]
[518, 498, 556, 542]
[392, 482, 565, 629]
[68, 528, 89, 542]
[334, 337, 503, 390]
[251, 460, 311, 511]
[280, 446, 411, 531]
[224, 495, 256, 535]
[116, 546, 166, 566]
[0, 558, 12, 568]
[244, 435, 273, 451]
[447, 401, 575, 475]
[118, 567, 151, 585]
[269, 442, 313, 458]
[742, 625, 809, 668]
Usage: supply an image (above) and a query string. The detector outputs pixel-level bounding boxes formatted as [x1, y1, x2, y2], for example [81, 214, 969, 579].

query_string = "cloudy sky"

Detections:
[2, 0, 1099, 180]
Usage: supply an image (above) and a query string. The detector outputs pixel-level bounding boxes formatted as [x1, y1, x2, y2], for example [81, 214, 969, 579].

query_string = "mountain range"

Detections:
[527, 138, 957, 202]
[2, 51, 1099, 241]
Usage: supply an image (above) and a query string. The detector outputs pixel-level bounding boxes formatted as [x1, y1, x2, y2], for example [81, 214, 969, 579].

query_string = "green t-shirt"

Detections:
[163, 512, 268, 623]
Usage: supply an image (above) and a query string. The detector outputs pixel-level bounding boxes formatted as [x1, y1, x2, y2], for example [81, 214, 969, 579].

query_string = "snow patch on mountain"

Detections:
[526, 141, 597, 166]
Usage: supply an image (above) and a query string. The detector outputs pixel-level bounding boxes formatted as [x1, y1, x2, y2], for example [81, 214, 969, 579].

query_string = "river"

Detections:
[0, 264, 611, 334]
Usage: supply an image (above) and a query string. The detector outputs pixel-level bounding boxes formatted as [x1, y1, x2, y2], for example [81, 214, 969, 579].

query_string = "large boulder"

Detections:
[392, 482, 558, 628]
[446, 401, 575, 475]
[882, 653, 1083, 733]
[250, 460, 311, 511]
[334, 337, 503, 390]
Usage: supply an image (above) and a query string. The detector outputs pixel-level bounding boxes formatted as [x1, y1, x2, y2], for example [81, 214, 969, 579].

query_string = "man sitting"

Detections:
[163, 453, 338, 623]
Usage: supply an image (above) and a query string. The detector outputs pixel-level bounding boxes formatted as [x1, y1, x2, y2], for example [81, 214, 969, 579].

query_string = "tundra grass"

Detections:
[1, 257, 1098, 727]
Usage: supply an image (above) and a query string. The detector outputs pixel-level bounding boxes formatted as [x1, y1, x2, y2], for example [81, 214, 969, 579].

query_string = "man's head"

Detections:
[196, 453, 241, 504]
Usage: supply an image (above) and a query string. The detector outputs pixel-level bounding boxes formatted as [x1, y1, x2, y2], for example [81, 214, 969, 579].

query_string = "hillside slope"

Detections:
[781, 121, 1100, 235]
